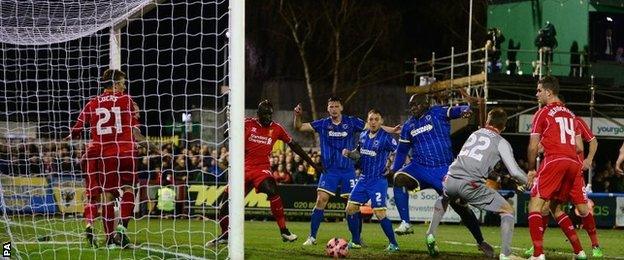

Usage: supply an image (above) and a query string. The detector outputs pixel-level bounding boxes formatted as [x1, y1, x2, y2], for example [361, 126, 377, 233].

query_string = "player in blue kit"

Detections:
[342, 109, 399, 251]
[389, 93, 495, 257]
[294, 97, 366, 246]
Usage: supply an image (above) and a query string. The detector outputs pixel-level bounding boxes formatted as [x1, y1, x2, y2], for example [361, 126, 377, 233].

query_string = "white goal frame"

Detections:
[109, 1, 245, 258]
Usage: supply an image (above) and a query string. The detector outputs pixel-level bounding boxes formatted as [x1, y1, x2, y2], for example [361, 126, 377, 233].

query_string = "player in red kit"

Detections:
[66, 69, 149, 248]
[205, 100, 322, 246]
[525, 116, 603, 258]
[526, 76, 586, 260]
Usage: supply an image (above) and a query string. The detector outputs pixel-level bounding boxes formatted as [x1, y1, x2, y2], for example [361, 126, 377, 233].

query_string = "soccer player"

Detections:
[342, 109, 399, 252]
[294, 97, 366, 246]
[390, 93, 494, 257]
[66, 69, 147, 248]
[524, 116, 603, 258]
[205, 100, 322, 246]
[616, 142, 624, 175]
[527, 76, 586, 260]
[443, 108, 527, 260]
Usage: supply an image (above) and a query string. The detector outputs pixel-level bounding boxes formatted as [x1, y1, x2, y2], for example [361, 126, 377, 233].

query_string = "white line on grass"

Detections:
[443, 240, 624, 259]
[133, 245, 209, 260]
[14, 241, 83, 245]
[3, 219, 211, 259]
[13, 241, 211, 259]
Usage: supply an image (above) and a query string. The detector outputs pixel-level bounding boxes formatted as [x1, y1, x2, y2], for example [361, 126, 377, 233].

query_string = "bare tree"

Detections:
[275, 0, 401, 118]
[277, 0, 322, 119]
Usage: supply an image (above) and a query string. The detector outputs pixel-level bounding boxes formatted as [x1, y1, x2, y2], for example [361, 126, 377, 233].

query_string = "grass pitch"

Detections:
[1, 216, 623, 259]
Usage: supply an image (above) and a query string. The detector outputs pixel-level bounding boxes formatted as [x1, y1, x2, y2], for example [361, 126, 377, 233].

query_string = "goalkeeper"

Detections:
[440, 108, 527, 260]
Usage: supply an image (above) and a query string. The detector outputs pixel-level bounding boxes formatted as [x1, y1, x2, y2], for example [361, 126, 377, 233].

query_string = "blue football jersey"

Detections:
[396, 105, 470, 168]
[311, 115, 365, 170]
[357, 129, 398, 181]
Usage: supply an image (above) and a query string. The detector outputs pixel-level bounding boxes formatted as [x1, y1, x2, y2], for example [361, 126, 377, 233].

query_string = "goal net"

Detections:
[0, 0, 240, 258]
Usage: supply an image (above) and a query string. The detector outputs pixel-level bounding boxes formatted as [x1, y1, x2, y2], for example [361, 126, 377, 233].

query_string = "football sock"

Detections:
[269, 196, 287, 230]
[449, 200, 484, 244]
[219, 215, 229, 239]
[217, 196, 229, 239]
[310, 208, 324, 238]
[358, 213, 363, 239]
[84, 195, 99, 227]
[528, 211, 544, 256]
[556, 214, 583, 254]
[427, 196, 447, 237]
[120, 191, 135, 228]
[541, 213, 550, 233]
[102, 202, 116, 240]
[346, 212, 361, 244]
[500, 213, 515, 256]
[379, 217, 397, 245]
[581, 213, 599, 247]
[393, 187, 410, 223]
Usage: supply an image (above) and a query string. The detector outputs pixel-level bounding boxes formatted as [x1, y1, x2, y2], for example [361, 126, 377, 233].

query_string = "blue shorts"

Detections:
[348, 178, 388, 210]
[317, 168, 357, 198]
[396, 163, 448, 194]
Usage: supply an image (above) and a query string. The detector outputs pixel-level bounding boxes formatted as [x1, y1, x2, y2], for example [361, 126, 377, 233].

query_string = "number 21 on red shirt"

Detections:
[96, 107, 122, 135]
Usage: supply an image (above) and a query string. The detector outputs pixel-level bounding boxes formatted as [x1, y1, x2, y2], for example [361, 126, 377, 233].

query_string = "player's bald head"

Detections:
[257, 99, 273, 127]
[409, 94, 427, 105]
[408, 94, 429, 117]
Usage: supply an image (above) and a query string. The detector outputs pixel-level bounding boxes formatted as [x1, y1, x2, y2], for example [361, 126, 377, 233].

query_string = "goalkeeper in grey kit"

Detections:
[441, 108, 527, 260]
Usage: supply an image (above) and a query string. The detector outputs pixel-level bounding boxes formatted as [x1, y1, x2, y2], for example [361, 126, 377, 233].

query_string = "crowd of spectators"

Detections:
[0, 139, 230, 185]
[1, 138, 624, 192]
[0, 140, 82, 176]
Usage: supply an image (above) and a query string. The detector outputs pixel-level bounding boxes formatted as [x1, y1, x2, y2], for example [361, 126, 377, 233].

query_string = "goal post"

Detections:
[228, 0, 245, 258]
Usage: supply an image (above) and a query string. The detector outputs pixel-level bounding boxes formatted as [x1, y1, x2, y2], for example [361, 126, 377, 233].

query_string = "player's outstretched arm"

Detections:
[380, 124, 401, 134]
[293, 103, 314, 132]
[615, 142, 624, 175]
[288, 140, 323, 173]
[498, 140, 527, 185]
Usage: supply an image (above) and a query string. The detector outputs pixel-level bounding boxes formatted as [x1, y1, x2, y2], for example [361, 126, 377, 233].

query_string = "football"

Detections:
[325, 237, 349, 258]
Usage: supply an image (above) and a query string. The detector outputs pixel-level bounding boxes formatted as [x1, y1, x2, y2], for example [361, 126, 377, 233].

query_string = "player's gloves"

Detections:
[516, 184, 527, 192]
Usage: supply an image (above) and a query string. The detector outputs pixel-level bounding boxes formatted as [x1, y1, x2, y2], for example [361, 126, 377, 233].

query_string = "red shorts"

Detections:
[530, 156, 581, 201]
[82, 155, 136, 198]
[555, 171, 588, 205]
[245, 166, 274, 191]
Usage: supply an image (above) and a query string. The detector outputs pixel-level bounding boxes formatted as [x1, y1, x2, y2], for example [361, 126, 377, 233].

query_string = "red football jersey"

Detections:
[70, 91, 139, 157]
[575, 117, 595, 162]
[531, 102, 578, 159]
[245, 118, 292, 168]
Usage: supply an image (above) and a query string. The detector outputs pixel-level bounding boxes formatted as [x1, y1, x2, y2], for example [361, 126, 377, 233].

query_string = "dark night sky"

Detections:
[244, 0, 488, 107]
